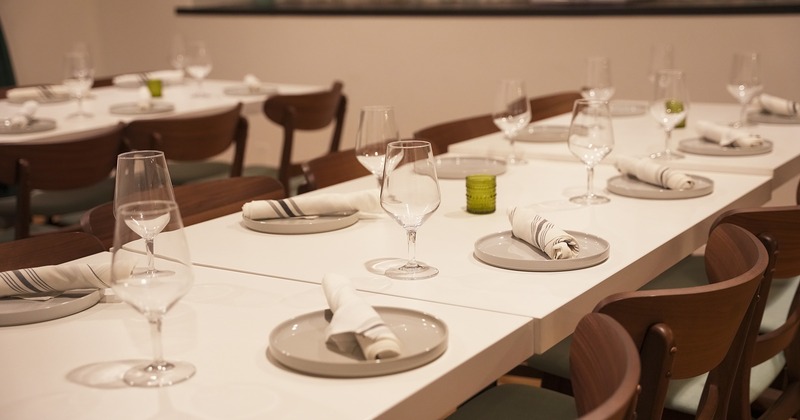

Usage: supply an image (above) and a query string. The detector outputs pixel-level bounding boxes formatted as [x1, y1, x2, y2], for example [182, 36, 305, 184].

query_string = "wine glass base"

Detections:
[384, 261, 438, 280]
[123, 360, 196, 387]
[67, 111, 93, 119]
[649, 150, 684, 160]
[729, 121, 757, 128]
[569, 194, 610, 205]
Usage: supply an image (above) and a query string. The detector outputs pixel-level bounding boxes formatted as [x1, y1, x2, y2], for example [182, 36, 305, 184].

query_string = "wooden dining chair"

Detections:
[412, 90, 581, 155]
[448, 312, 640, 420]
[122, 103, 247, 185]
[0, 123, 125, 240]
[81, 176, 285, 248]
[261, 81, 347, 194]
[297, 148, 372, 194]
[0, 231, 106, 271]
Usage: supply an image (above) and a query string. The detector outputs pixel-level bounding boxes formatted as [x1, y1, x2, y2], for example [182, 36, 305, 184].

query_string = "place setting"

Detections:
[109, 85, 175, 115]
[678, 120, 772, 156]
[748, 93, 800, 125]
[0, 100, 57, 135]
[268, 273, 448, 377]
[5, 84, 71, 104]
[223, 73, 278, 96]
[607, 155, 714, 199]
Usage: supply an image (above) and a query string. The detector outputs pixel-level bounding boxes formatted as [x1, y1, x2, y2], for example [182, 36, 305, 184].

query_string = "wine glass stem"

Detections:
[148, 315, 167, 368]
[739, 102, 748, 126]
[145, 238, 156, 273]
[585, 166, 595, 198]
[405, 229, 418, 267]
[664, 128, 673, 156]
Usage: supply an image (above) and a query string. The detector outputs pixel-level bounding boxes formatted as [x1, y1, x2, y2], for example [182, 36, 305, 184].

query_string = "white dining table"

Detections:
[0, 263, 534, 420]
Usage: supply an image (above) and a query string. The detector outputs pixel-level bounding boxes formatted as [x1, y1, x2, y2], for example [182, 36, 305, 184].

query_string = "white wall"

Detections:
[2, 1, 800, 167]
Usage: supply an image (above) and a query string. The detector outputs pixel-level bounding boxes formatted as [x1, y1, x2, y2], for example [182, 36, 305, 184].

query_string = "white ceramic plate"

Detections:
[513, 124, 569, 143]
[268, 306, 448, 377]
[0, 118, 56, 135]
[434, 156, 507, 179]
[223, 85, 278, 96]
[0, 290, 101, 326]
[242, 212, 358, 234]
[474, 230, 610, 272]
[109, 101, 175, 115]
[678, 138, 773, 156]
[607, 174, 714, 199]
[610, 100, 647, 117]
[748, 111, 800, 125]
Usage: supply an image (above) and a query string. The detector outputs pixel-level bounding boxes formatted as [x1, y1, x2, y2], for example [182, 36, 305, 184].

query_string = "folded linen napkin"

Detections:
[242, 190, 383, 220]
[0, 263, 111, 298]
[5, 100, 38, 128]
[243, 74, 261, 91]
[695, 120, 763, 147]
[756, 93, 799, 117]
[6, 85, 70, 103]
[615, 155, 695, 190]
[112, 69, 184, 87]
[322, 273, 401, 360]
[136, 86, 152, 110]
[508, 207, 580, 260]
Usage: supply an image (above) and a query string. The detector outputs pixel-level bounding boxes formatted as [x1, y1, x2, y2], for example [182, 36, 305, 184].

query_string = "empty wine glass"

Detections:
[727, 51, 763, 128]
[380, 140, 441, 280]
[184, 41, 212, 97]
[112, 199, 195, 387]
[581, 57, 615, 101]
[649, 69, 690, 160]
[62, 44, 95, 118]
[355, 105, 399, 185]
[568, 99, 614, 205]
[492, 79, 531, 165]
[647, 44, 674, 84]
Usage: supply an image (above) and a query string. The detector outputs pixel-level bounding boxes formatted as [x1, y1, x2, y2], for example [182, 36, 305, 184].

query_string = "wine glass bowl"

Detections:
[380, 140, 441, 280]
[649, 69, 690, 160]
[727, 51, 762, 128]
[492, 79, 531, 165]
[355, 105, 399, 185]
[568, 99, 614, 205]
[184, 41, 213, 97]
[581, 56, 615, 101]
[62, 45, 95, 118]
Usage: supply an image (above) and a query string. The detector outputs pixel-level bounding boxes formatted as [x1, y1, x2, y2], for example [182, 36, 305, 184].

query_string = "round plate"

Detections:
[223, 85, 278, 96]
[268, 306, 448, 377]
[0, 118, 56, 135]
[513, 125, 569, 143]
[109, 101, 175, 115]
[0, 290, 101, 326]
[610, 100, 647, 117]
[435, 156, 507, 179]
[242, 212, 358, 234]
[474, 230, 609, 272]
[678, 137, 773, 156]
[748, 111, 800, 125]
[607, 174, 714, 199]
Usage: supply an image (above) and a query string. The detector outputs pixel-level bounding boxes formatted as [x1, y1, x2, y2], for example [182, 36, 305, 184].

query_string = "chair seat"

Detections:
[0, 177, 115, 217]
[447, 383, 579, 420]
[167, 161, 233, 185]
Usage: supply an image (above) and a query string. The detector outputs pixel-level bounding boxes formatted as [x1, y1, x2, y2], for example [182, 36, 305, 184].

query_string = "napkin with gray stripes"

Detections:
[0, 263, 110, 298]
[756, 93, 799, 117]
[242, 190, 383, 220]
[508, 207, 580, 260]
[615, 155, 695, 190]
[696, 120, 763, 148]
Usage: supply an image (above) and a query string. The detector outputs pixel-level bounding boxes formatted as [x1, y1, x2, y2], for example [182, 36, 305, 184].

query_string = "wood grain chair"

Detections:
[0, 123, 125, 240]
[122, 103, 247, 185]
[447, 312, 640, 420]
[81, 176, 285, 248]
[412, 91, 581, 155]
[261, 81, 347, 194]
[0, 231, 105, 271]
[298, 148, 372, 194]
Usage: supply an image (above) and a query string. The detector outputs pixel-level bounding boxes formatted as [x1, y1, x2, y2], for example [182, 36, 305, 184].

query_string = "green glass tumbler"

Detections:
[466, 174, 496, 214]
[146, 79, 163, 98]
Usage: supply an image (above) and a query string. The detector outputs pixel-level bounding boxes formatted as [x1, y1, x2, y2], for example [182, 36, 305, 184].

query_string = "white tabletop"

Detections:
[0, 264, 533, 420]
[449, 102, 800, 187]
[184, 158, 772, 353]
[0, 79, 322, 144]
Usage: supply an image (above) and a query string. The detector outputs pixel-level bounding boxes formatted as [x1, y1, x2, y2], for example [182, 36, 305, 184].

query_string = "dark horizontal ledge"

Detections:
[177, 0, 800, 17]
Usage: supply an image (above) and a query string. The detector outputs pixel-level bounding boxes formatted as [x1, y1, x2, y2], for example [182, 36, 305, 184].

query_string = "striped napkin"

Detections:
[242, 190, 382, 220]
[0, 263, 110, 298]
[322, 273, 401, 360]
[756, 93, 799, 117]
[696, 120, 763, 147]
[508, 207, 580, 260]
[6, 85, 70, 103]
[615, 155, 695, 190]
[112, 69, 184, 87]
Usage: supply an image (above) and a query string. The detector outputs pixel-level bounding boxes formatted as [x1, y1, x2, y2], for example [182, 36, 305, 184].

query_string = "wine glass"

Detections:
[184, 41, 212, 97]
[649, 69, 690, 160]
[380, 140, 441, 280]
[111, 199, 195, 387]
[492, 79, 531, 165]
[647, 44, 674, 84]
[568, 99, 614, 205]
[727, 51, 763, 128]
[581, 56, 615, 101]
[62, 44, 95, 118]
[355, 105, 399, 185]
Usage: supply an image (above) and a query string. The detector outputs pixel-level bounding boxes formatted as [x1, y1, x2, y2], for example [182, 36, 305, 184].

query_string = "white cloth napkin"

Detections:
[322, 273, 401, 360]
[615, 155, 695, 190]
[243, 74, 261, 91]
[136, 86, 152, 110]
[0, 263, 111, 298]
[6, 85, 70, 102]
[112, 69, 184, 87]
[756, 93, 799, 117]
[508, 207, 579, 260]
[242, 190, 383, 220]
[6, 100, 38, 128]
[696, 120, 763, 147]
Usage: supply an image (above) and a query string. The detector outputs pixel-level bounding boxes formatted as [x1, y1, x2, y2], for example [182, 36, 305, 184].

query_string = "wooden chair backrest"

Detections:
[299, 148, 371, 193]
[0, 232, 106, 270]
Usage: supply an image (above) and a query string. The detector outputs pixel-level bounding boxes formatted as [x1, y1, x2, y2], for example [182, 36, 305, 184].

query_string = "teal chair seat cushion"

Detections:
[447, 383, 578, 420]
[167, 162, 232, 185]
[0, 177, 115, 217]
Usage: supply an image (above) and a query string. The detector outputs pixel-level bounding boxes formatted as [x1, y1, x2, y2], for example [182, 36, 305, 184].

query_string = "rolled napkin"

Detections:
[695, 120, 763, 147]
[756, 93, 799, 117]
[6, 84, 70, 103]
[112, 69, 184, 87]
[136, 86, 153, 110]
[508, 207, 580, 260]
[243, 73, 261, 92]
[6, 100, 38, 128]
[242, 189, 383, 220]
[0, 263, 111, 298]
[615, 155, 695, 190]
[322, 273, 401, 360]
